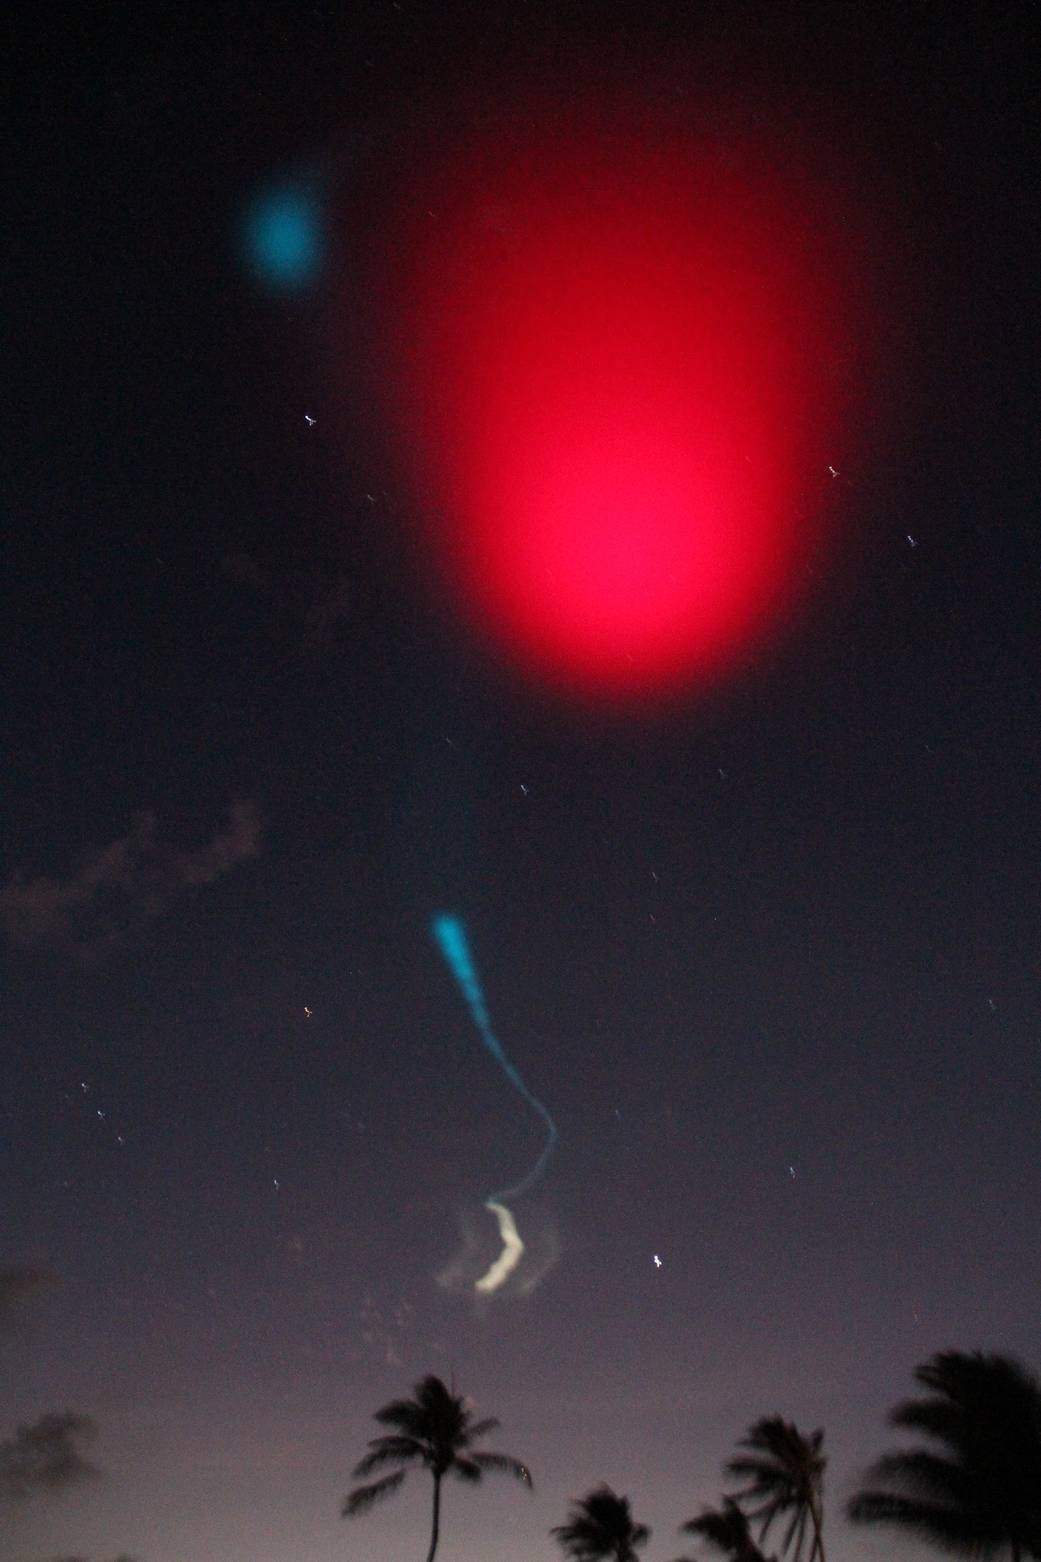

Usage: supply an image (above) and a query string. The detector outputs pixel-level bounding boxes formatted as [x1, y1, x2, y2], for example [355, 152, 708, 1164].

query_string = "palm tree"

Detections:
[342, 1373, 532, 1562]
[553, 1484, 651, 1562]
[725, 1418, 826, 1562]
[847, 1350, 1041, 1562]
[678, 1498, 777, 1562]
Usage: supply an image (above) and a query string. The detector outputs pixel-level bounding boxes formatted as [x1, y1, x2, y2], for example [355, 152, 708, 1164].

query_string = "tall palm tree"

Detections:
[678, 1498, 777, 1562]
[725, 1418, 826, 1562]
[847, 1350, 1041, 1562]
[553, 1484, 651, 1562]
[342, 1373, 532, 1562]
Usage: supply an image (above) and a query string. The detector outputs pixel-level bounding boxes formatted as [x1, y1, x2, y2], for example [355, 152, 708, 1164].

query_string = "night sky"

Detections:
[4, 5, 1040, 1562]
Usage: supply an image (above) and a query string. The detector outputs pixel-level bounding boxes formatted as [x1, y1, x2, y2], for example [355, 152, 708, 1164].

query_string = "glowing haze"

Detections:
[366, 103, 860, 701]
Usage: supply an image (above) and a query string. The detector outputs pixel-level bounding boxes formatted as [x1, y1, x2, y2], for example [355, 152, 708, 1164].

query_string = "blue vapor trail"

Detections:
[431, 913, 558, 1202]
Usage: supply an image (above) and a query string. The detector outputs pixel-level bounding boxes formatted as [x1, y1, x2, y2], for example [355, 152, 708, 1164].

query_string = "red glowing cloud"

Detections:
[370, 112, 858, 700]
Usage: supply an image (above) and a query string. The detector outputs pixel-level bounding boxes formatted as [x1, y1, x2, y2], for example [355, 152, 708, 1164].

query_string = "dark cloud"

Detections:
[0, 1267, 57, 1331]
[0, 1414, 100, 1504]
[0, 800, 262, 956]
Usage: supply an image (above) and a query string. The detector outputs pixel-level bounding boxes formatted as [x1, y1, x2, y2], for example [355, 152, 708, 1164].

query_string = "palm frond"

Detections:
[342, 1468, 407, 1517]
[727, 1454, 776, 1484]
[351, 1435, 425, 1479]
[373, 1397, 427, 1435]
[552, 1519, 612, 1560]
[682, 1501, 744, 1541]
[867, 1450, 967, 1503]
[891, 1400, 965, 1445]
[469, 1451, 533, 1485]
[679, 1498, 773, 1562]
[847, 1491, 979, 1550]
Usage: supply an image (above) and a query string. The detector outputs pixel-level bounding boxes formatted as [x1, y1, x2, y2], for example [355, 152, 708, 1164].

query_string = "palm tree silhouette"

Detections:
[553, 1484, 651, 1562]
[847, 1350, 1041, 1562]
[342, 1373, 532, 1562]
[725, 1418, 826, 1562]
[678, 1497, 777, 1562]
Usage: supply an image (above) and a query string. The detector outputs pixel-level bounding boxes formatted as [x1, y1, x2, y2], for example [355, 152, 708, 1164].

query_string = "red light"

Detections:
[370, 113, 856, 701]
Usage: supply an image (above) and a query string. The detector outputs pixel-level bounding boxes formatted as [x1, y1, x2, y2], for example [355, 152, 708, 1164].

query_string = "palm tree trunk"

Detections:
[426, 1472, 442, 1562]
[809, 1494, 826, 1562]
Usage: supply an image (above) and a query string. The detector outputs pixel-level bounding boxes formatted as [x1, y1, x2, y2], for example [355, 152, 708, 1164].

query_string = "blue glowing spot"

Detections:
[244, 185, 322, 289]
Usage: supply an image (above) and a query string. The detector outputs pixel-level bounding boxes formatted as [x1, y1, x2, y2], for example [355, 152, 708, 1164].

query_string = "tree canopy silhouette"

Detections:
[679, 1497, 778, 1562]
[553, 1484, 651, 1562]
[725, 1417, 826, 1562]
[342, 1373, 531, 1562]
[0, 1412, 99, 1504]
[847, 1350, 1041, 1562]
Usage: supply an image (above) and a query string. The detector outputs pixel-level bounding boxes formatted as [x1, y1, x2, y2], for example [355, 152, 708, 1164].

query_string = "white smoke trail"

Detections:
[474, 1200, 524, 1293]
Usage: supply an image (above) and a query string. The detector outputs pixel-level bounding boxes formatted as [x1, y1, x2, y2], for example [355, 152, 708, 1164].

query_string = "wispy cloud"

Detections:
[0, 800, 262, 956]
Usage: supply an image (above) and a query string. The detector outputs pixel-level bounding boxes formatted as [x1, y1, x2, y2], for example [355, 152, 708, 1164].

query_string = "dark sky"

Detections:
[4, 4, 1039, 1561]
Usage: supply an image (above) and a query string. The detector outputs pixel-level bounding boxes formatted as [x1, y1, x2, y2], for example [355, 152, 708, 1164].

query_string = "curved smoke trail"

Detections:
[430, 912, 558, 1290]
